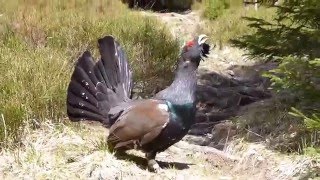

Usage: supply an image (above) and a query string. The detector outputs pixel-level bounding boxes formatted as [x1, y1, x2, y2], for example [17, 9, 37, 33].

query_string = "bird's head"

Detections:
[180, 34, 210, 67]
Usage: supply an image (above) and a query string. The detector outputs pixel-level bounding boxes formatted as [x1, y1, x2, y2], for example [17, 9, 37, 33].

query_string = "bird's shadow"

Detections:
[114, 152, 192, 171]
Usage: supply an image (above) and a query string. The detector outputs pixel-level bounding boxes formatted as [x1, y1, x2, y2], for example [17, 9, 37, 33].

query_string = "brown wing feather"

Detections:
[140, 125, 166, 145]
[107, 99, 169, 150]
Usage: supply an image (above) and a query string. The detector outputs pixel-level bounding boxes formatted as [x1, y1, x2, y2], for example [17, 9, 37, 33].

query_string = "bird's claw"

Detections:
[148, 162, 162, 173]
[147, 158, 162, 173]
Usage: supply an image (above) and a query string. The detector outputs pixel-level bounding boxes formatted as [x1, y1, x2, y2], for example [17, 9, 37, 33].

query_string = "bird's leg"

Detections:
[146, 152, 161, 172]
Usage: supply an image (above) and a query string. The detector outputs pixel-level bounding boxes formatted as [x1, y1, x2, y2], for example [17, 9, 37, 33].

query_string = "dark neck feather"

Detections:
[156, 60, 198, 105]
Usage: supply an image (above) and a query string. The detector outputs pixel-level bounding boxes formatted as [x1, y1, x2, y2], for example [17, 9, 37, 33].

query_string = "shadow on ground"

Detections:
[114, 151, 192, 171]
[185, 61, 277, 149]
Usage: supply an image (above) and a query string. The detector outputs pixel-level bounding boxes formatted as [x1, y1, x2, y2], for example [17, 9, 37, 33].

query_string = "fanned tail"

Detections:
[66, 36, 133, 125]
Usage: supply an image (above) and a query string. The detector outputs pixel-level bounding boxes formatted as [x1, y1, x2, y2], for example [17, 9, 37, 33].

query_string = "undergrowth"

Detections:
[232, 0, 320, 153]
[198, 0, 276, 46]
[0, 0, 179, 144]
[235, 98, 308, 153]
[207, 7, 276, 46]
[199, 0, 320, 153]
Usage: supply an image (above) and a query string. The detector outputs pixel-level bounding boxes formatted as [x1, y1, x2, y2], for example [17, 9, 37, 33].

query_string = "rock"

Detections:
[195, 112, 208, 123]
[183, 135, 211, 146]
[164, 0, 193, 11]
[120, 0, 193, 11]
[212, 121, 237, 138]
[197, 85, 243, 109]
[209, 121, 237, 149]
[191, 122, 217, 129]
[227, 62, 277, 86]
[237, 86, 271, 99]
[121, 0, 163, 9]
[198, 72, 240, 88]
[188, 128, 209, 136]
[196, 85, 219, 98]
[207, 94, 242, 109]
[206, 110, 237, 122]
[208, 142, 226, 150]
[238, 95, 260, 106]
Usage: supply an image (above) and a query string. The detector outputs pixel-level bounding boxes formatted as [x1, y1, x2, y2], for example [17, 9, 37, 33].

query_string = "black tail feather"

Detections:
[66, 35, 133, 125]
[76, 51, 100, 85]
[67, 91, 99, 114]
[67, 105, 107, 122]
[97, 36, 133, 100]
[68, 80, 97, 107]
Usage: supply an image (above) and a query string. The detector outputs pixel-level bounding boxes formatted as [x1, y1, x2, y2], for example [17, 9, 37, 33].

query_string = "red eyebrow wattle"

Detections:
[186, 41, 194, 47]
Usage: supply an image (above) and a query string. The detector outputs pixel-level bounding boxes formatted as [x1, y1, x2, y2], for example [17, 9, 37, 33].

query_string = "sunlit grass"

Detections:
[200, 4, 276, 46]
[0, 0, 179, 144]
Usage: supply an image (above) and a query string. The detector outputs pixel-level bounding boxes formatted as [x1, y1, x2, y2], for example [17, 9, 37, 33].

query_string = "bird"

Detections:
[66, 34, 210, 172]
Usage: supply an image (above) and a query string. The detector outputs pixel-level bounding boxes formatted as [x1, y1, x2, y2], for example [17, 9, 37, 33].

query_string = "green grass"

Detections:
[0, 0, 179, 144]
[199, 3, 276, 45]
[202, 0, 230, 20]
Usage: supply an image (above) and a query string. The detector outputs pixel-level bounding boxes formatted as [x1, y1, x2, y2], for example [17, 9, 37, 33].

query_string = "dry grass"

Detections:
[0, 120, 316, 179]
[225, 139, 316, 179]
[0, 0, 179, 143]
[0, 121, 217, 180]
[233, 98, 320, 154]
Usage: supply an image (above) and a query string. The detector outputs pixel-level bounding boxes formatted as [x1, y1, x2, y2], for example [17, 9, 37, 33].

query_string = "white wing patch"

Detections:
[157, 104, 168, 112]
[162, 121, 169, 128]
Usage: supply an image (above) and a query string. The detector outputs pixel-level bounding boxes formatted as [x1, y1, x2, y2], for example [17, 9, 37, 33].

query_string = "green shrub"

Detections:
[233, 0, 320, 150]
[203, 0, 230, 20]
[235, 0, 320, 128]
[195, 0, 277, 45]
[265, 57, 320, 101]
[269, 57, 320, 127]
[232, 0, 320, 58]
[290, 108, 320, 131]
[0, 0, 179, 144]
[265, 56, 320, 130]
[203, 6, 276, 45]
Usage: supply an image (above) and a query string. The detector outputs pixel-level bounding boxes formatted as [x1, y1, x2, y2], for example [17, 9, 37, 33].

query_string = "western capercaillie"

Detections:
[66, 35, 210, 172]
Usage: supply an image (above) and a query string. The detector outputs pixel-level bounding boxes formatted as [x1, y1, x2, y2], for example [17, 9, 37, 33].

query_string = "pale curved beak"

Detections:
[198, 34, 208, 45]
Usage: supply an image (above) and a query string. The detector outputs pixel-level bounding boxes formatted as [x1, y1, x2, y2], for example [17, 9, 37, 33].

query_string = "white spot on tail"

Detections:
[158, 104, 168, 112]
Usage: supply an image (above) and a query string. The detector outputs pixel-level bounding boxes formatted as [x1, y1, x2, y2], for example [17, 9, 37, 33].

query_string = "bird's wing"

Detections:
[107, 99, 170, 150]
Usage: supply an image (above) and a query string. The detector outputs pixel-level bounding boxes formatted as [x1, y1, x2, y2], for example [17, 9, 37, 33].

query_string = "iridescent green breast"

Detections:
[166, 101, 196, 128]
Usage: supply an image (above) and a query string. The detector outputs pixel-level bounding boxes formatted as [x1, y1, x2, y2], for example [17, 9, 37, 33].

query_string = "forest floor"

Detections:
[0, 10, 318, 180]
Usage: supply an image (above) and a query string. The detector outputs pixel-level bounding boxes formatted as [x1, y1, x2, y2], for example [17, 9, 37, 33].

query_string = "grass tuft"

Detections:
[200, 5, 276, 46]
[0, 0, 179, 144]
